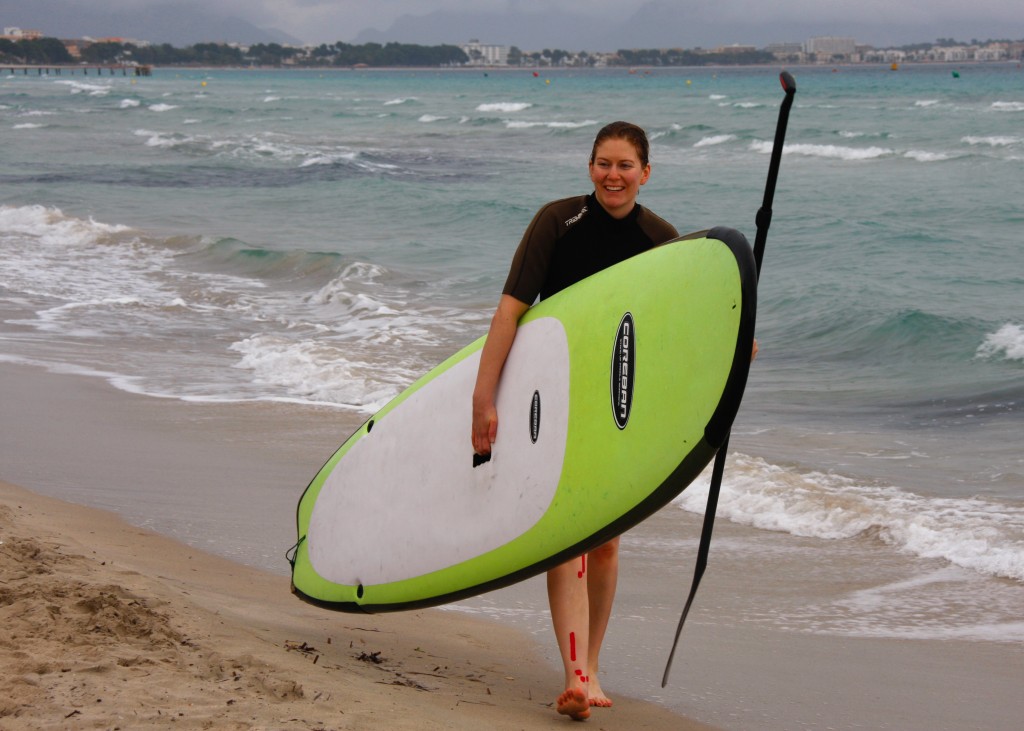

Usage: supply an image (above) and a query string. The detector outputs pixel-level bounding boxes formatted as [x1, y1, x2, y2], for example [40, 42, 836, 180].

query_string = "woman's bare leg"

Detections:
[584, 537, 620, 707]
[548, 555, 592, 720]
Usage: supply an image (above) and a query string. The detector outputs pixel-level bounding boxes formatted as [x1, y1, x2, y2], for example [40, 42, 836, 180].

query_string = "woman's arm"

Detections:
[472, 294, 530, 455]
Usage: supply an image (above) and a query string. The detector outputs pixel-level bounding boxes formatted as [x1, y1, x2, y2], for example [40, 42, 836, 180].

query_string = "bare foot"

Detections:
[556, 687, 591, 720]
[588, 674, 613, 708]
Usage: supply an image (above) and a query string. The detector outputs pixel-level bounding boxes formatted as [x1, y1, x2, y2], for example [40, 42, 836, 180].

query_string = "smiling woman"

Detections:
[470, 120, 680, 719]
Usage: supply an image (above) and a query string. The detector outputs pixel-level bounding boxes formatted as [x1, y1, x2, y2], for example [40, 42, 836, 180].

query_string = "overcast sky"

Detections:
[11, 1, 1024, 48]
[188, 0, 1023, 44]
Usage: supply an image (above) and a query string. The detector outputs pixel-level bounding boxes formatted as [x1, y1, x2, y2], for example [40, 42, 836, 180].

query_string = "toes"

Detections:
[557, 688, 590, 720]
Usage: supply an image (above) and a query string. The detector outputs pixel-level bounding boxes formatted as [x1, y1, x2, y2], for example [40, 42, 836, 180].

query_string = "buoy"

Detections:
[201, 81, 207, 87]
[686, 79, 692, 86]
[952, 70, 960, 78]
[545, 79, 551, 85]
[533, 71, 539, 77]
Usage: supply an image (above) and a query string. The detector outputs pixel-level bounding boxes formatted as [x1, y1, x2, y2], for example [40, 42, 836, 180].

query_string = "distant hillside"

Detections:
[0, 0, 300, 46]
[353, 9, 612, 51]
[349, 1, 1019, 51]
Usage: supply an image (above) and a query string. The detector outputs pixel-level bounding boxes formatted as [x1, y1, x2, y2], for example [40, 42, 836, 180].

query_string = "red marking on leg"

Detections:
[578, 554, 586, 578]
[569, 631, 576, 662]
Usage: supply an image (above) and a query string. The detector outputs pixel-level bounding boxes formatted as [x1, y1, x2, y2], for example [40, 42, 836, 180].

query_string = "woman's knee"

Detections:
[588, 537, 620, 565]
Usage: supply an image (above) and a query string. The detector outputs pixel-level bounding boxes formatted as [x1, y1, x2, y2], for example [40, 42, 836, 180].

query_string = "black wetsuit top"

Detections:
[502, 193, 679, 304]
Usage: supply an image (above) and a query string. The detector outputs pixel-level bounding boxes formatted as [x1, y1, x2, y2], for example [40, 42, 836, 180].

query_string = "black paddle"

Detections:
[661, 70, 796, 687]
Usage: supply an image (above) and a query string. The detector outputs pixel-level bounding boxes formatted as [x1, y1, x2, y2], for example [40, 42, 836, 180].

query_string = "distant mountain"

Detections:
[349, 1, 1015, 51]
[0, 0, 301, 46]
[352, 10, 614, 51]
[348, 3, 818, 51]
[606, 2, 942, 50]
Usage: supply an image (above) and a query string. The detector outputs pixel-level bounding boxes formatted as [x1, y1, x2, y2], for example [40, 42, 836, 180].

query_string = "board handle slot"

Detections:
[472, 452, 491, 468]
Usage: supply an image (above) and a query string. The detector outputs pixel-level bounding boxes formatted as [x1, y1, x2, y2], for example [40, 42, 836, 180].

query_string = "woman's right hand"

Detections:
[472, 394, 498, 456]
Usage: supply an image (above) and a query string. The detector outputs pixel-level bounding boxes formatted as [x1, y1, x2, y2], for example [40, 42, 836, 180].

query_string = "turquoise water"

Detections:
[2, 65, 1023, 655]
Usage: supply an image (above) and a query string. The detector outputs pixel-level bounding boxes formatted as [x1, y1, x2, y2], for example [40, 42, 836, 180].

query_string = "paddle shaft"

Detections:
[661, 70, 796, 687]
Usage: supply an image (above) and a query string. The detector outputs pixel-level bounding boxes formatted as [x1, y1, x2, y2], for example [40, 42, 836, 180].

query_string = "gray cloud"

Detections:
[232, 0, 1024, 48]
[2, 0, 1021, 48]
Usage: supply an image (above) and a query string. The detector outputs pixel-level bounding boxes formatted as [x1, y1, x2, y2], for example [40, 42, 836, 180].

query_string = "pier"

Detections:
[3, 64, 152, 77]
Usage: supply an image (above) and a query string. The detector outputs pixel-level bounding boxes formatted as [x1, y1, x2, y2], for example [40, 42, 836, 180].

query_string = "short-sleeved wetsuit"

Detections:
[502, 193, 679, 304]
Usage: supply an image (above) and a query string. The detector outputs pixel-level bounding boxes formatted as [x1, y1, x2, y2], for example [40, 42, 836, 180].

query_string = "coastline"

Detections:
[0, 362, 714, 730]
[0, 478, 713, 729]
[6, 60, 1022, 75]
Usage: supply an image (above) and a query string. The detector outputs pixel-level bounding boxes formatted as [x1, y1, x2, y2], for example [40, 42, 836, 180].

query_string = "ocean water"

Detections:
[2, 64, 1022, 668]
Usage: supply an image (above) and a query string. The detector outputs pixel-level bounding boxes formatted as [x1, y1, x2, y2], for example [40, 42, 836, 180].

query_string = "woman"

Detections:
[471, 121, 678, 721]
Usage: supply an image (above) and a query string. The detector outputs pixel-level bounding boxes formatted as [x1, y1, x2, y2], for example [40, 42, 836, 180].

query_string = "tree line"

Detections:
[1, 37, 74, 64]
[4, 34, 1021, 69]
[1, 36, 781, 69]
[0, 38, 471, 67]
[615, 48, 776, 66]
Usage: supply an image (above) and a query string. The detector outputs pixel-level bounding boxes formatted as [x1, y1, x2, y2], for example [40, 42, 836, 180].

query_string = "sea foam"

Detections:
[750, 140, 893, 160]
[476, 102, 532, 112]
[977, 323, 1024, 362]
[693, 134, 737, 148]
[674, 453, 1024, 583]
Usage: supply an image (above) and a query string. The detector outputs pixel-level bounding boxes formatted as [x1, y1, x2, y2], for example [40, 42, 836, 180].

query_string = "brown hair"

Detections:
[589, 121, 650, 167]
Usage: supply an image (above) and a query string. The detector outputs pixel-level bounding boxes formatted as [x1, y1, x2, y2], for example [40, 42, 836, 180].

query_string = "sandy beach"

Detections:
[2, 363, 1023, 730]
[0, 361, 715, 730]
[0, 477, 715, 730]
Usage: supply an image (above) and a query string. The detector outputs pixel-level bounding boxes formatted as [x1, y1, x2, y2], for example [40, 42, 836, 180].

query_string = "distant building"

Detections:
[3, 27, 44, 40]
[460, 39, 509, 66]
[937, 46, 972, 62]
[766, 42, 803, 55]
[711, 44, 758, 54]
[806, 36, 857, 60]
[975, 44, 1007, 61]
[766, 41, 805, 62]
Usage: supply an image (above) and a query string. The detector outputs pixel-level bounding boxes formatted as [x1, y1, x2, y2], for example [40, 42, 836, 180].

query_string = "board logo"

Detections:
[530, 390, 541, 443]
[611, 313, 635, 430]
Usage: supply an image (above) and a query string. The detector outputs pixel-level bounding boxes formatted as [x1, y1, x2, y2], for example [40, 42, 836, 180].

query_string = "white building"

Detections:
[939, 46, 972, 62]
[3, 27, 44, 40]
[975, 44, 1007, 61]
[805, 36, 857, 58]
[460, 39, 509, 66]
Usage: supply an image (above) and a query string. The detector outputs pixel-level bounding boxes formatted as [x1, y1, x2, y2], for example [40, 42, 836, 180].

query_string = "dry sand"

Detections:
[0, 478, 717, 730]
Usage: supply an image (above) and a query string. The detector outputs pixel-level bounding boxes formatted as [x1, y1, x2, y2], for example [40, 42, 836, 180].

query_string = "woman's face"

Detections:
[589, 137, 651, 219]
